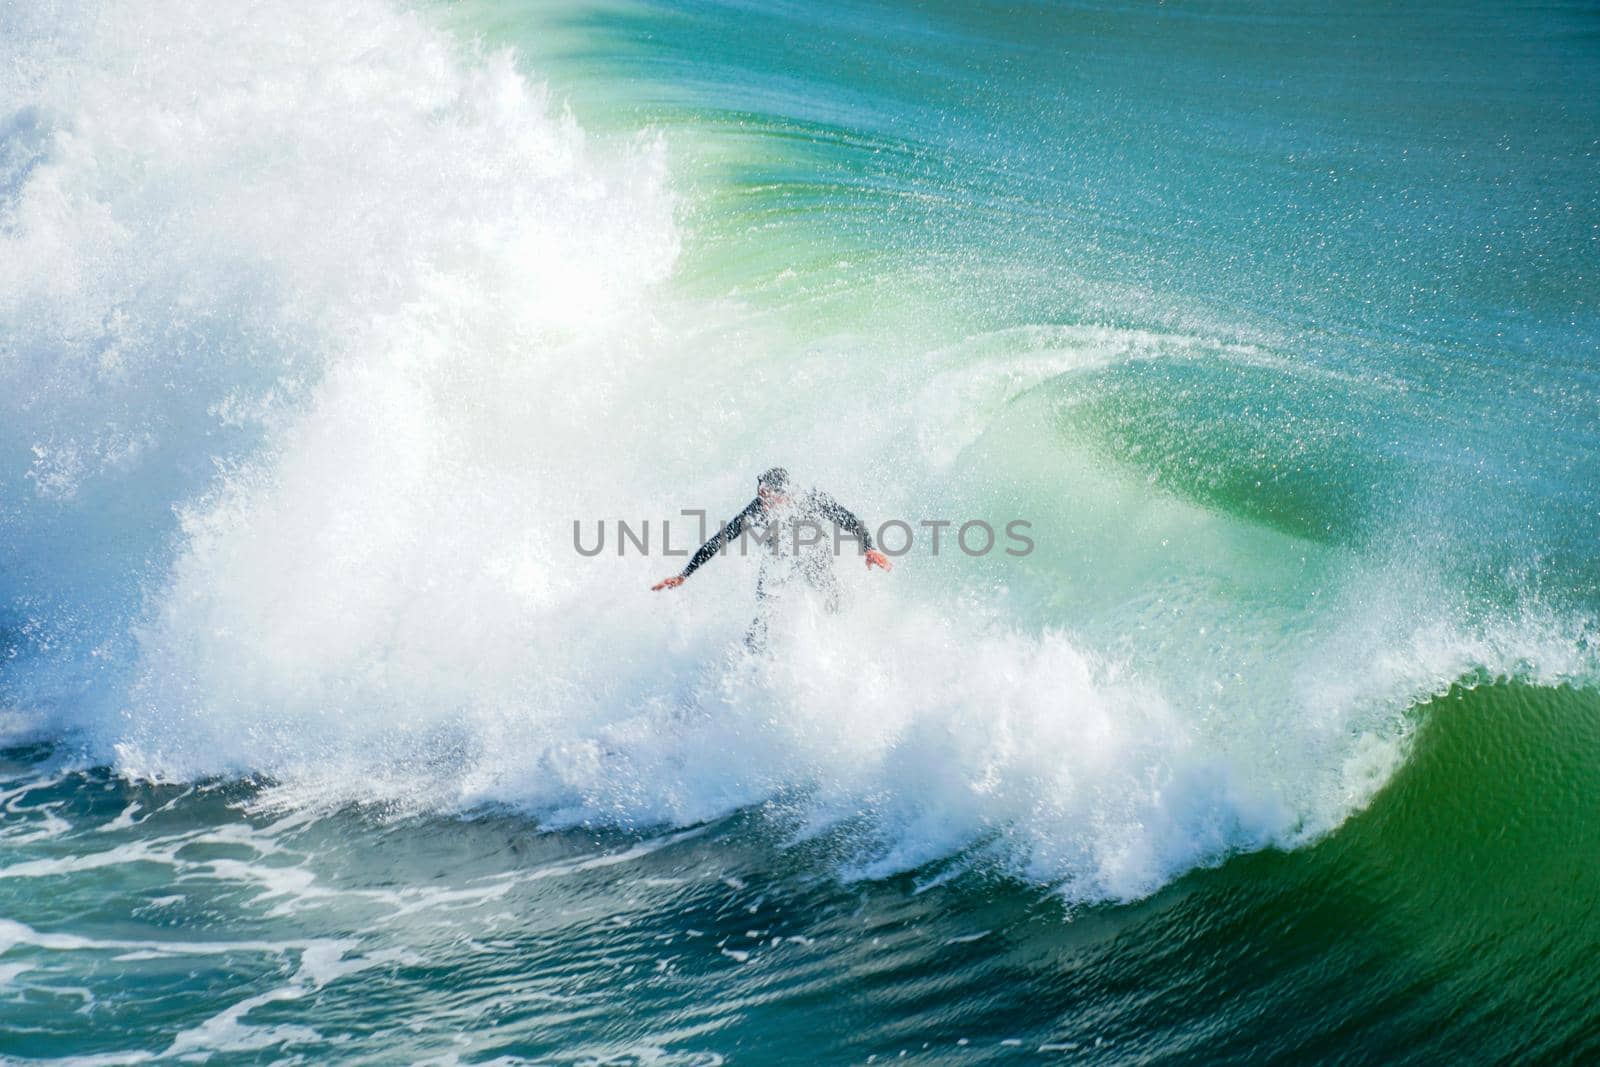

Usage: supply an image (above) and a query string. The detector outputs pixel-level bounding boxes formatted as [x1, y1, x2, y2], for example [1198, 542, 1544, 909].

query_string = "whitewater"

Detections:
[6, 0, 1600, 1060]
[5, 0, 1596, 919]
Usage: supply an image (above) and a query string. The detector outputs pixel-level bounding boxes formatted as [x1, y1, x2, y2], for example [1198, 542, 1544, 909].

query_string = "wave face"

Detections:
[3, 0, 1599, 916]
[2, 0, 1598, 908]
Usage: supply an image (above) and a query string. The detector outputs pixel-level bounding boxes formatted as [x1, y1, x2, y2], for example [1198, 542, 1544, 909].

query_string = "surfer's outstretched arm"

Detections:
[651, 499, 759, 590]
[813, 491, 893, 571]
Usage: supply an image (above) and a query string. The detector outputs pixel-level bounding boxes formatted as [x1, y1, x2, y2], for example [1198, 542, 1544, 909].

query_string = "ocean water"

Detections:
[2, 0, 1597, 1061]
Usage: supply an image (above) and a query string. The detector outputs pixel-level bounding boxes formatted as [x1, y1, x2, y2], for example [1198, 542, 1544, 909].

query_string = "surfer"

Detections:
[651, 467, 892, 648]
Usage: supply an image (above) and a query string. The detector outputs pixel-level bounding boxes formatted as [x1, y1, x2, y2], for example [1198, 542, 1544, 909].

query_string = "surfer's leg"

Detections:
[744, 612, 768, 652]
[809, 562, 841, 614]
[746, 574, 772, 652]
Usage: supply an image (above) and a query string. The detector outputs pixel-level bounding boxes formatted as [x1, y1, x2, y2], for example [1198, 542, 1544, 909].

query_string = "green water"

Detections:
[3, 0, 1598, 1061]
[5, 683, 1600, 1061]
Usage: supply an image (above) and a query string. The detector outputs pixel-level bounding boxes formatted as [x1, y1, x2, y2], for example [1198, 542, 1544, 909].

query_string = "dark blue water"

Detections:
[3, 0, 1598, 1061]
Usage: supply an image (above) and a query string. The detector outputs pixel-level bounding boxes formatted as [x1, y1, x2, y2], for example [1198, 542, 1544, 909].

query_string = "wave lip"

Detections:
[3, 0, 1597, 912]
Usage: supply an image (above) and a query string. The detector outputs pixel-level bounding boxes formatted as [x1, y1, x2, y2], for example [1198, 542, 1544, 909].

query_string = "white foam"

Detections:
[2, 0, 1594, 910]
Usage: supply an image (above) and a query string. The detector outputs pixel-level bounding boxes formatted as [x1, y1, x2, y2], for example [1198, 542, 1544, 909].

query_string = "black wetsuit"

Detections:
[680, 488, 875, 648]
[680, 489, 874, 579]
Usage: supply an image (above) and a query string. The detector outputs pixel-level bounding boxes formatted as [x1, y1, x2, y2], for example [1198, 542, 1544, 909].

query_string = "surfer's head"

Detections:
[757, 466, 791, 506]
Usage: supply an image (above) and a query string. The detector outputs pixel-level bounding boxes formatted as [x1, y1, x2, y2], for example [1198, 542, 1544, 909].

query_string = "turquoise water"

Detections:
[2, 0, 1598, 1061]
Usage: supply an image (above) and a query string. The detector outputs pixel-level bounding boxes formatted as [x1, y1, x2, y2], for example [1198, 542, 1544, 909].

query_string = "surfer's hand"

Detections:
[865, 549, 893, 572]
[652, 575, 686, 591]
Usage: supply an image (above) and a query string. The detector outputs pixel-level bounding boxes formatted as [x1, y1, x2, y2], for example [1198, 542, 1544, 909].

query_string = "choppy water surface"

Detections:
[2, 0, 1597, 1060]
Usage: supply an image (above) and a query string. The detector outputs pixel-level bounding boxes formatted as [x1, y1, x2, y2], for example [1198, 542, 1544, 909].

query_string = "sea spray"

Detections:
[1, 0, 1594, 910]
